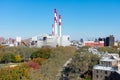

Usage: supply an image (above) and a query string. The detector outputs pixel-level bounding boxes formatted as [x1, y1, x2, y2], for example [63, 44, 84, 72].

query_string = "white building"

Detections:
[15, 37, 22, 46]
[31, 34, 70, 48]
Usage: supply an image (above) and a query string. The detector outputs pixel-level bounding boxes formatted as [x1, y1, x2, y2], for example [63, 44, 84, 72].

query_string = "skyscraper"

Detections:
[98, 35, 115, 47]
[109, 35, 115, 47]
[105, 35, 115, 47]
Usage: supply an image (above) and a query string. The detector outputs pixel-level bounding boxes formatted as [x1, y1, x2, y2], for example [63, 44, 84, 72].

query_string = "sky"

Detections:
[0, 0, 120, 40]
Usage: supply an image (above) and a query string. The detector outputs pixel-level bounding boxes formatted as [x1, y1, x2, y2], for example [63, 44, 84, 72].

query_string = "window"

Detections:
[108, 62, 111, 67]
[101, 61, 103, 65]
[96, 70, 98, 73]
[105, 71, 107, 74]
[68, 37, 70, 40]
[43, 37, 47, 41]
[96, 75, 98, 78]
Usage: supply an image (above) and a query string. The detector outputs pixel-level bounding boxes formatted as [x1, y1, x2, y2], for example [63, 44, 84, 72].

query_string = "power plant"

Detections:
[31, 9, 71, 47]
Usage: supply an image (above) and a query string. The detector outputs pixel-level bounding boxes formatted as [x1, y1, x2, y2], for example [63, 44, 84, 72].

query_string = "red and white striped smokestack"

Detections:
[59, 15, 62, 37]
[54, 8, 58, 36]
[52, 24, 55, 36]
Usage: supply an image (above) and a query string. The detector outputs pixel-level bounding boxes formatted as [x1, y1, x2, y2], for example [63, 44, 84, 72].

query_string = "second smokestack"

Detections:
[59, 15, 62, 37]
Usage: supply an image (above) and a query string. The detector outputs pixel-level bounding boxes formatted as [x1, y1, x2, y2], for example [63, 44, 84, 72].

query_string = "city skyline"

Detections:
[0, 0, 120, 40]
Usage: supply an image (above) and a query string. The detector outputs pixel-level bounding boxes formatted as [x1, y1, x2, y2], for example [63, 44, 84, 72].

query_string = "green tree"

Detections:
[98, 47, 118, 53]
[30, 48, 52, 59]
[1, 53, 15, 63]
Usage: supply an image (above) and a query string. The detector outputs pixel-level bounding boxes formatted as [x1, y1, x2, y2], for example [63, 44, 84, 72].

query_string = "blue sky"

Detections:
[0, 0, 120, 40]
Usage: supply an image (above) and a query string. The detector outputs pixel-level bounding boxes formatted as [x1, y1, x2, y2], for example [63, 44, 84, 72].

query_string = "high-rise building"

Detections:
[109, 35, 115, 47]
[105, 35, 115, 47]
[80, 38, 84, 43]
[98, 35, 115, 47]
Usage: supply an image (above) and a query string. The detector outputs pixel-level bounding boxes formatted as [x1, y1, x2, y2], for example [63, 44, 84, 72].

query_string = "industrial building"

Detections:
[31, 9, 71, 48]
[84, 41, 104, 47]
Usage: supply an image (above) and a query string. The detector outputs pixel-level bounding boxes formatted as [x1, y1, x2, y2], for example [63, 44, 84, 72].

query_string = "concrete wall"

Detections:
[61, 36, 71, 46]
[93, 69, 112, 80]
[100, 61, 112, 67]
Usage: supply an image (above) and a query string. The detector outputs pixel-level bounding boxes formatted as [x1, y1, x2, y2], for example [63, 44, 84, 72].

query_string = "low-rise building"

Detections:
[84, 41, 104, 47]
[93, 53, 120, 80]
[31, 34, 71, 48]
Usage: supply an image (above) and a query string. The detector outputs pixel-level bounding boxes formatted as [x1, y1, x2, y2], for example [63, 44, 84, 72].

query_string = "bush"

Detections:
[30, 48, 53, 59]
[0, 63, 29, 80]
[15, 54, 22, 62]
[27, 61, 39, 70]
[1, 53, 15, 63]
[32, 58, 46, 65]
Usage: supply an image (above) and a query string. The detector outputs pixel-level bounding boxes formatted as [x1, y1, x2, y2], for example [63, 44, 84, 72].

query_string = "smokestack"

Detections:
[59, 15, 62, 37]
[52, 24, 55, 36]
[54, 8, 58, 36]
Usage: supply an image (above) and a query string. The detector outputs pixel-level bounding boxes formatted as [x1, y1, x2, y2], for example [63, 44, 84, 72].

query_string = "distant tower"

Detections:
[80, 38, 84, 43]
[54, 9, 58, 36]
[52, 24, 55, 36]
[59, 15, 62, 37]
[105, 35, 115, 47]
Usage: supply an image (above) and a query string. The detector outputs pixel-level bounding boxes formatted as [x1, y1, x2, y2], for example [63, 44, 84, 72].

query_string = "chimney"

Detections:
[59, 15, 62, 37]
[54, 8, 58, 36]
[52, 24, 55, 36]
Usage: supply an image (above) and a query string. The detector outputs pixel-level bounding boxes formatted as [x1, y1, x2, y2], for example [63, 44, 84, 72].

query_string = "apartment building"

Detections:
[93, 53, 120, 80]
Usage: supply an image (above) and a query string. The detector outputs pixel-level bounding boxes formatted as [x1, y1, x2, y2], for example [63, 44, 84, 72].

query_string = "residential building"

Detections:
[0, 37, 5, 44]
[93, 53, 120, 80]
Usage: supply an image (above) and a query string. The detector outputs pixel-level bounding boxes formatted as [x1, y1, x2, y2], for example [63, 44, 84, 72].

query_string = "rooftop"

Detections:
[100, 58, 116, 62]
[93, 65, 117, 71]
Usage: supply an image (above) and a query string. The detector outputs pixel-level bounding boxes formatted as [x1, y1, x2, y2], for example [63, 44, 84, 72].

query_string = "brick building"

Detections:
[84, 41, 104, 47]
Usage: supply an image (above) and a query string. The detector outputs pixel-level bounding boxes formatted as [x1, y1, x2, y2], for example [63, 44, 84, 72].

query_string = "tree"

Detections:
[15, 54, 22, 62]
[59, 47, 100, 80]
[30, 48, 52, 59]
[10, 54, 15, 62]
[1, 53, 15, 63]
[98, 47, 118, 53]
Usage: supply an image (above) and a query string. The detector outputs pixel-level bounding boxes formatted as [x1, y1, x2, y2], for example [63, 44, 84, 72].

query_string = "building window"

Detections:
[106, 62, 109, 67]
[96, 75, 98, 78]
[96, 70, 98, 73]
[43, 37, 47, 41]
[105, 71, 107, 74]
[108, 62, 111, 66]
[68, 37, 69, 40]
[102, 62, 104, 65]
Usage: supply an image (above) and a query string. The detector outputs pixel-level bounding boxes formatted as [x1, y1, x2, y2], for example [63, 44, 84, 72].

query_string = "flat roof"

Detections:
[100, 58, 116, 62]
[93, 65, 117, 71]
